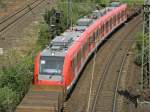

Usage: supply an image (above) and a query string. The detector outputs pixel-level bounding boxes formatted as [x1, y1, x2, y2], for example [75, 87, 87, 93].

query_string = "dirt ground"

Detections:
[0, 0, 54, 68]
[0, 0, 28, 19]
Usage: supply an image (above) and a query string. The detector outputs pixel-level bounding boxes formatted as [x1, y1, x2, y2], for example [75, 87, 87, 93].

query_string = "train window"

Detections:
[122, 11, 124, 19]
[117, 13, 119, 20]
[101, 24, 104, 36]
[94, 31, 97, 41]
[101, 25, 102, 34]
[72, 60, 75, 73]
[121, 11, 123, 18]
[98, 28, 101, 37]
[96, 29, 99, 39]
[81, 46, 83, 62]
[120, 12, 121, 19]
[83, 42, 86, 54]
[90, 34, 95, 44]
[77, 49, 82, 65]
[72, 54, 77, 73]
[106, 21, 109, 32]
[114, 15, 116, 24]
[123, 10, 125, 16]
[85, 39, 88, 51]
[110, 18, 113, 29]
[104, 22, 106, 33]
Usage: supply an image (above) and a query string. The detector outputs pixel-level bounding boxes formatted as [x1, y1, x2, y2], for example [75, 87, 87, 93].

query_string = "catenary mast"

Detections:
[142, 0, 150, 89]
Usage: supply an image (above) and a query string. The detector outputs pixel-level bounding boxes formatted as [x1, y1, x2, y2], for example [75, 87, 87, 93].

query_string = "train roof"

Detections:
[40, 3, 127, 58]
[110, 2, 121, 7]
[41, 30, 82, 57]
[76, 18, 93, 26]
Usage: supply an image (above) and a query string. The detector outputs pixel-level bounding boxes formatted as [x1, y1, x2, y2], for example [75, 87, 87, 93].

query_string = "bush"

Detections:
[37, 23, 50, 49]
[135, 33, 149, 66]
[0, 87, 19, 112]
[0, 56, 34, 112]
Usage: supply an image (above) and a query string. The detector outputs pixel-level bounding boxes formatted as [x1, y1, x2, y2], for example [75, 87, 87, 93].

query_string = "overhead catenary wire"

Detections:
[56, 1, 144, 5]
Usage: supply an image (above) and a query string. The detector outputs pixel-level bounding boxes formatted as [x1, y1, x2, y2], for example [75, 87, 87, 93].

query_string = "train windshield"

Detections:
[39, 56, 64, 76]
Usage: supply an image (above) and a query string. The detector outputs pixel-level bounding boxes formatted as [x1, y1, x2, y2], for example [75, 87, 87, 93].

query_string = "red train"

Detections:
[34, 2, 127, 94]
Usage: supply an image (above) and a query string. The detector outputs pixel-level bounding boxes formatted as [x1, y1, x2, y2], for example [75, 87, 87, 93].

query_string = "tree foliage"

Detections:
[135, 33, 149, 66]
[0, 87, 19, 112]
[37, 23, 49, 49]
[0, 56, 33, 111]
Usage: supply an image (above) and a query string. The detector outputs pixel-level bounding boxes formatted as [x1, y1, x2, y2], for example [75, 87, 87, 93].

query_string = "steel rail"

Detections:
[0, 0, 46, 33]
[112, 47, 129, 112]
[91, 17, 142, 112]
[0, 0, 40, 24]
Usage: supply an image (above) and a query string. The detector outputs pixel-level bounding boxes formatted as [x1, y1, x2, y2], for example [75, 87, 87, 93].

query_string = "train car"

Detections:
[34, 2, 127, 96]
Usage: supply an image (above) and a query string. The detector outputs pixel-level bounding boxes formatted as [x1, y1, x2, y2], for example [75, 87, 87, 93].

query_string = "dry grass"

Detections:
[0, 0, 27, 18]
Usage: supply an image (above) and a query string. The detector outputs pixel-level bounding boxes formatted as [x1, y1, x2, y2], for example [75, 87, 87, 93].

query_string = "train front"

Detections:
[34, 36, 68, 87]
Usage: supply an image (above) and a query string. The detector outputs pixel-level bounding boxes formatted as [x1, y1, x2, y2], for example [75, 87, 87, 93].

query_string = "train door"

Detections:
[98, 26, 102, 42]
[77, 49, 82, 72]
[96, 29, 99, 44]
[81, 46, 84, 65]
[83, 42, 86, 60]
[110, 18, 113, 31]
[88, 35, 92, 52]
[114, 15, 116, 26]
[84, 39, 88, 59]
[119, 12, 121, 23]
[106, 21, 109, 35]
[121, 11, 124, 21]
[72, 54, 77, 77]
[101, 24, 104, 38]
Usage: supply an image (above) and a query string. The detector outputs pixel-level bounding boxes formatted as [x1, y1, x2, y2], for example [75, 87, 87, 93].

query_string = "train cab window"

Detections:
[39, 56, 64, 76]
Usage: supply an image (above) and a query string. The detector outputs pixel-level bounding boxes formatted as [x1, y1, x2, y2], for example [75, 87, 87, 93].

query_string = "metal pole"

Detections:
[67, 0, 72, 28]
[142, 3, 145, 89]
[149, 2, 150, 88]
[142, 0, 150, 89]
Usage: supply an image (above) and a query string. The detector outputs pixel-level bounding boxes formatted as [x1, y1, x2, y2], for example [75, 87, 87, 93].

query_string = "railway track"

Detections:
[89, 16, 142, 112]
[16, 85, 64, 112]
[61, 14, 142, 112]
[0, 0, 46, 35]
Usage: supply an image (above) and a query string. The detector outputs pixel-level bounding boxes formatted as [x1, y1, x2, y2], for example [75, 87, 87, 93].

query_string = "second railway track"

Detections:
[62, 14, 142, 112]
[90, 15, 142, 112]
[0, 0, 46, 34]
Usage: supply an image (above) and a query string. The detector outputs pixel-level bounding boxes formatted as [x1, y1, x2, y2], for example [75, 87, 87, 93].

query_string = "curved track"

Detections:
[62, 14, 142, 112]
[90, 16, 142, 112]
[0, 0, 46, 34]
[16, 85, 64, 112]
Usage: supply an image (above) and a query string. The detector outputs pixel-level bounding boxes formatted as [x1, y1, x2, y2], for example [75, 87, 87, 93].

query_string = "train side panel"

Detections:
[65, 4, 128, 92]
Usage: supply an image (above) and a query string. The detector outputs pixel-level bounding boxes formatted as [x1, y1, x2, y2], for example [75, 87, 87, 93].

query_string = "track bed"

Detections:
[16, 86, 64, 112]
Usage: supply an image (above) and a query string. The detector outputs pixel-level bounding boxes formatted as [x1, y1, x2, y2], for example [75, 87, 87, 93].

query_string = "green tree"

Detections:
[37, 23, 49, 48]
[0, 87, 19, 112]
